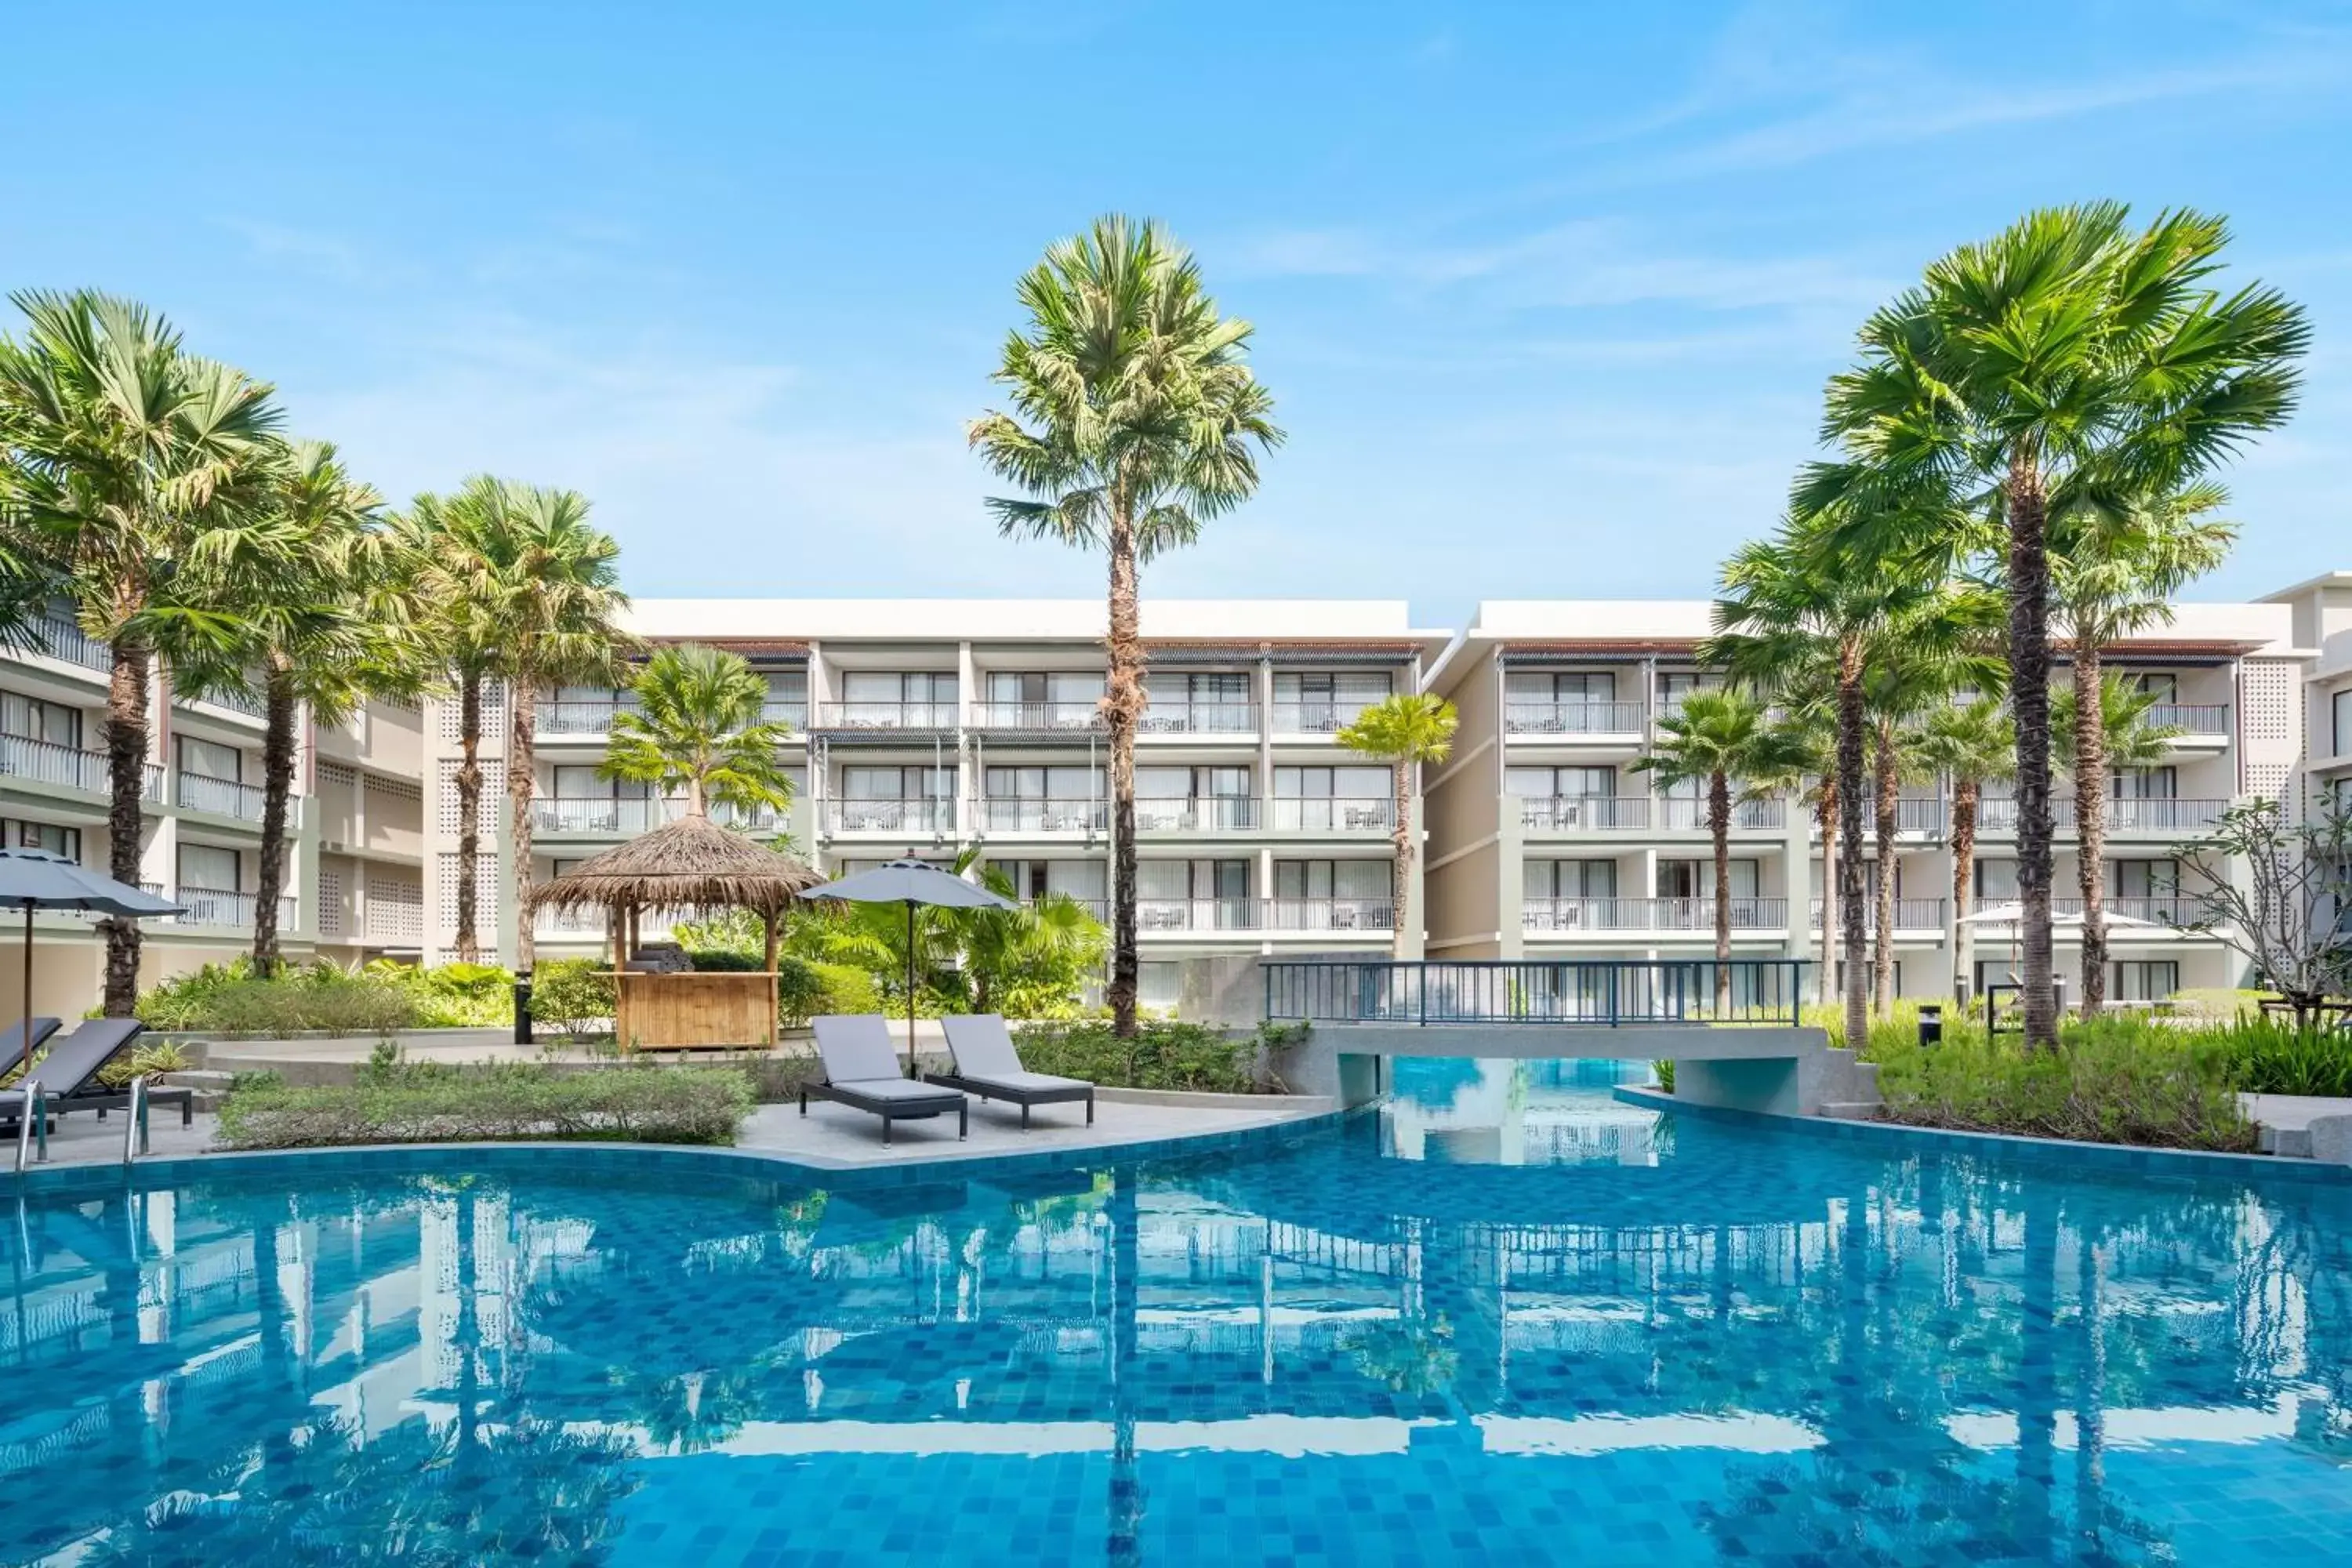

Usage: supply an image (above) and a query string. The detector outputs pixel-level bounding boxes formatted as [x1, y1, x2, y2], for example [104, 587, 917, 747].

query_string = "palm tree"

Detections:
[2056, 674, 2186, 968]
[1632, 688, 1773, 1008]
[1335, 692, 1458, 955]
[959, 858, 1108, 1017]
[1748, 702, 1838, 1006]
[969, 215, 1282, 1036]
[0, 292, 283, 1011]
[601, 644, 796, 821]
[1915, 697, 2014, 1003]
[1812, 204, 2309, 1044]
[2053, 481, 2234, 1011]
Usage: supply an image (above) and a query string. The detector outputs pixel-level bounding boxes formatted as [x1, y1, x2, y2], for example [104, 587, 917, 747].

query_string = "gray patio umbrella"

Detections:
[0, 848, 183, 1054]
[802, 855, 1014, 1067]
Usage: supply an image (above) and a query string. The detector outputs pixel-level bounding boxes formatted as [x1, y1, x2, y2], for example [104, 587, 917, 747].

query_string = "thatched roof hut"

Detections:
[531, 813, 822, 922]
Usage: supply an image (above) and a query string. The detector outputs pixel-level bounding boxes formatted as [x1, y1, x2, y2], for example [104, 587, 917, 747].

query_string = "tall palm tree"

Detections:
[601, 644, 797, 821]
[2052, 481, 2234, 1011]
[1633, 688, 1774, 1008]
[0, 292, 283, 1011]
[1748, 701, 1838, 1006]
[1811, 204, 2308, 1044]
[969, 215, 1282, 1037]
[1335, 693, 1458, 956]
[1915, 697, 2014, 1002]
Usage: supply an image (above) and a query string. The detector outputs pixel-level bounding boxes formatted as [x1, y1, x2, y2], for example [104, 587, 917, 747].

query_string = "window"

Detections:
[1657, 671, 1721, 706]
[986, 858, 1105, 903]
[2113, 960, 2179, 1002]
[551, 764, 652, 800]
[984, 765, 1102, 801]
[178, 843, 241, 893]
[2111, 859, 2180, 897]
[0, 691, 80, 748]
[1273, 670, 1390, 729]
[1136, 765, 1250, 799]
[1526, 859, 1617, 898]
[1975, 860, 2020, 901]
[2130, 673, 2179, 702]
[1272, 860, 1389, 899]
[2334, 688, 2352, 758]
[841, 765, 954, 801]
[1, 818, 80, 860]
[1273, 765, 1387, 799]
[1505, 670, 1617, 702]
[840, 671, 955, 721]
[1138, 858, 1249, 899]
[985, 670, 1101, 704]
[2113, 767, 2177, 800]
[1506, 765, 1616, 799]
[1138, 961, 1183, 1011]
[1656, 858, 1759, 898]
[176, 735, 242, 782]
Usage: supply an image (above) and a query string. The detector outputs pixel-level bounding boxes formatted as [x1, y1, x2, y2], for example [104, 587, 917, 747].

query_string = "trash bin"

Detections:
[514, 970, 535, 1047]
[1917, 1003, 1942, 1046]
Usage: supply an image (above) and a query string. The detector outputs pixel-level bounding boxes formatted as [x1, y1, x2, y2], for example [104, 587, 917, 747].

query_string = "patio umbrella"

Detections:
[801, 855, 1013, 1067]
[1958, 902, 2161, 933]
[0, 849, 183, 1054]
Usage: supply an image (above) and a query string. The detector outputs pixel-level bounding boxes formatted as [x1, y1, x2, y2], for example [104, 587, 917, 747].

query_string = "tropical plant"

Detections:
[2176, 797, 2352, 1028]
[1809, 203, 2309, 1044]
[2051, 481, 2234, 1010]
[1335, 691, 1457, 955]
[1632, 688, 1775, 1006]
[601, 643, 796, 818]
[969, 214, 1282, 1036]
[1915, 696, 2014, 996]
[2054, 674, 2185, 782]
[1748, 701, 1838, 1004]
[0, 290, 285, 1012]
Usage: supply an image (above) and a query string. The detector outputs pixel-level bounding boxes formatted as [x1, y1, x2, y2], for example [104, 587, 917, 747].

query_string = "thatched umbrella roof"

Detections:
[530, 814, 822, 917]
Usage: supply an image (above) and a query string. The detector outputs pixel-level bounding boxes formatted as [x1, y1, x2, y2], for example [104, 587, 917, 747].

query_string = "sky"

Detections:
[3, 1, 2347, 631]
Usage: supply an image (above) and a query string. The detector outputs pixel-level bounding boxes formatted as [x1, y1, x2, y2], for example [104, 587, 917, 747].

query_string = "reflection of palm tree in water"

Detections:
[1342, 1314, 1458, 1396]
[1109, 1168, 1143, 1568]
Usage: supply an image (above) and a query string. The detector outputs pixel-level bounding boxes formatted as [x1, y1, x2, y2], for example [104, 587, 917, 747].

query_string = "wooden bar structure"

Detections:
[610, 970, 781, 1052]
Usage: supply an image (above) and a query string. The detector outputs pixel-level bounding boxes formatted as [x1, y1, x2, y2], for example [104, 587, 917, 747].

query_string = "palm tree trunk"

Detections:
[1835, 642, 1870, 1049]
[101, 637, 150, 1017]
[1710, 769, 1732, 1011]
[1389, 759, 1412, 957]
[510, 676, 539, 973]
[453, 673, 483, 964]
[1817, 786, 1837, 1007]
[252, 667, 298, 978]
[2072, 644, 2107, 1015]
[1103, 510, 1143, 1037]
[1872, 726, 1899, 1017]
[1952, 777, 1979, 1004]
[2007, 449, 2059, 1047]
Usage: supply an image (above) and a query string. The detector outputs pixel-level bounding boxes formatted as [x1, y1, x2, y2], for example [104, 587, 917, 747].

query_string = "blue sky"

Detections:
[4, 2, 2347, 629]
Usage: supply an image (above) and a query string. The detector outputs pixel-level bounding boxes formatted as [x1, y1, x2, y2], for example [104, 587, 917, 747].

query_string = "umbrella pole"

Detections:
[18, 902, 31, 1064]
[905, 902, 916, 1073]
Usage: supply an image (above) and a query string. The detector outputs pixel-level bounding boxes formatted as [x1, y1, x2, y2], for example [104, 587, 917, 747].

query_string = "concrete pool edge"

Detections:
[9, 1102, 1360, 1199]
[1614, 1084, 2352, 1186]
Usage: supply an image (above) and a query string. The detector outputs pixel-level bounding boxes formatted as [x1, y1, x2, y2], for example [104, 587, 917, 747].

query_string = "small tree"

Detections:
[1335, 692, 1457, 956]
[1632, 689, 1775, 1008]
[1915, 697, 2014, 1000]
[2176, 797, 2352, 1028]
[601, 644, 797, 821]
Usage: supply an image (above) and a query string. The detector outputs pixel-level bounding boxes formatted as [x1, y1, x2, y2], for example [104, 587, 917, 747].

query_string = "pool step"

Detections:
[1813, 1047, 1883, 1115]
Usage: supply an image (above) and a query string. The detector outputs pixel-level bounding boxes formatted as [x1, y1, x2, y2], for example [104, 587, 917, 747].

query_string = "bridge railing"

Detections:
[1264, 958, 1806, 1028]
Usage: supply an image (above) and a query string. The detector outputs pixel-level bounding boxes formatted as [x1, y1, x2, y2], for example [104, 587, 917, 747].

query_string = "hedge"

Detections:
[216, 1066, 755, 1149]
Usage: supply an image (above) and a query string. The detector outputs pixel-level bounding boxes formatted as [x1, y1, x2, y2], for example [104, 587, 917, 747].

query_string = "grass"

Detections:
[216, 1057, 754, 1149]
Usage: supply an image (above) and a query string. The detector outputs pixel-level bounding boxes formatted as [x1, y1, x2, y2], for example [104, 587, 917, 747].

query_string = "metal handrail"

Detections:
[123, 1076, 150, 1163]
[13, 1080, 44, 1172]
[1263, 956, 1806, 1027]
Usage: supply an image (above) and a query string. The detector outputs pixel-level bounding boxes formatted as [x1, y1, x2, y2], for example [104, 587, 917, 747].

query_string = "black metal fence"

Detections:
[1263, 958, 1807, 1027]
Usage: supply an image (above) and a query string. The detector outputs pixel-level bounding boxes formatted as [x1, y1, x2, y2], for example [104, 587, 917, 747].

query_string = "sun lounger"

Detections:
[930, 1014, 1094, 1129]
[801, 1014, 967, 1145]
[0, 1018, 191, 1128]
[0, 1017, 62, 1080]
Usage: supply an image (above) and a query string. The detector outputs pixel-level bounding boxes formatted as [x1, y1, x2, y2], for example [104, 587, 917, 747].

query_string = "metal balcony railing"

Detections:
[1132, 897, 1393, 932]
[1138, 700, 1259, 735]
[1520, 795, 1647, 830]
[0, 734, 107, 793]
[2147, 704, 2230, 736]
[535, 906, 609, 936]
[143, 763, 164, 802]
[537, 698, 639, 735]
[1266, 797, 1394, 832]
[1138, 896, 1263, 931]
[1504, 701, 1647, 735]
[2106, 797, 2227, 832]
[971, 700, 1103, 731]
[1896, 797, 1947, 833]
[1268, 701, 1380, 735]
[1263, 898, 1395, 932]
[31, 615, 111, 673]
[1523, 897, 1788, 932]
[533, 797, 659, 833]
[1134, 797, 1260, 832]
[1265, 957, 1807, 1026]
[2049, 896, 2206, 927]
[1808, 897, 1948, 930]
[1657, 797, 1785, 831]
[813, 701, 959, 730]
[172, 887, 298, 930]
[981, 797, 1108, 832]
[175, 771, 267, 822]
[702, 798, 789, 833]
[824, 799, 954, 833]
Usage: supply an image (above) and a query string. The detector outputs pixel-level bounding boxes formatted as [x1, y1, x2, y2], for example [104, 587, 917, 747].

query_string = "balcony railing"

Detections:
[1264, 957, 1807, 1027]
[971, 700, 1103, 731]
[172, 887, 298, 930]
[1520, 795, 1647, 830]
[1979, 796, 2227, 833]
[1657, 798, 1785, 831]
[175, 771, 267, 822]
[1523, 897, 1788, 932]
[0, 733, 107, 793]
[537, 698, 639, 735]
[535, 797, 659, 833]
[1137, 897, 1394, 933]
[535, 906, 610, 936]
[1504, 701, 1647, 735]
[1135, 797, 1260, 832]
[813, 701, 958, 731]
[31, 615, 111, 673]
[2050, 896, 2206, 927]
[1264, 898, 1394, 932]
[1808, 897, 1948, 930]
[1267, 797, 1394, 832]
[2147, 704, 2230, 736]
[824, 799, 954, 833]
[1896, 797, 1947, 833]
[1138, 700, 1258, 735]
[1269, 701, 1381, 735]
[981, 797, 1107, 833]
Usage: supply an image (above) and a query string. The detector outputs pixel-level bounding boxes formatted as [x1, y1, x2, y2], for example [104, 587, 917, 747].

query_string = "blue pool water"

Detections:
[6, 1065, 2352, 1566]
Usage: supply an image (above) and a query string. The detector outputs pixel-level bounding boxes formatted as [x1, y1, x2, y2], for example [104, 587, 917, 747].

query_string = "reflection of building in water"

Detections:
[1379, 1056, 1663, 1166]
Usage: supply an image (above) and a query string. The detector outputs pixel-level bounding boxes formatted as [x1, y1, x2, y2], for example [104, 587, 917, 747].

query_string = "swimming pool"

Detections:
[5, 1062, 2350, 1566]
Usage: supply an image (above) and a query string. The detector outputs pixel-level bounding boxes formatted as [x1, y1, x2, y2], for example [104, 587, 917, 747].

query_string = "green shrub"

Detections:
[1651, 1059, 1675, 1094]
[1012, 1019, 1265, 1094]
[216, 1065, 755, 1149]
[531, 960, 617, 1040]
[2208, 1016, 2352, 1097]
[96, 1040, 194, 1090]
[684, 949, 763, 972]
[375, 960, 516, 1026]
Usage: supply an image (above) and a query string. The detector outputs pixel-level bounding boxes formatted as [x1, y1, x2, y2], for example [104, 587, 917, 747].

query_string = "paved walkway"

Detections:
[2241, 1092, 2352, 1131]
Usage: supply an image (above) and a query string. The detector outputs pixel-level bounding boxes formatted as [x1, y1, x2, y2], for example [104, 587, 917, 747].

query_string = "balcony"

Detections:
[1657, 798, 1785, 831]
[1137, 897, 1393, 933]
[824, 799, 954, 834]
[982, 797, 1108, 833]
[2049, 896, 2206, 928]
[1520, 795, 1648, 831]
[1269, 701, 1379, 735]
[812, 701, 958, 731]
[1523, 897, 1788, 933]
[175, 771, 267, 822]
[1504, 700, 1647, 736]
[1807, 897, 1948, 931]
[31, 615, 110, 673]
[170, 886, 299, 930]
[2147, 703, 2230, 737]
[971, 700, 1102, 732]
[0, 734, 107, 794]
[538, 697, 638, 735]
[535, 797, 659, 834]
[1896, 797, 1947, 833]
[1976, 797, 2226, 833]
[1266, 797, 1394, 832]
[535, 905, 610, 938]
[1135, 797, 1259, 833]
[1138, 700, 1258, 735]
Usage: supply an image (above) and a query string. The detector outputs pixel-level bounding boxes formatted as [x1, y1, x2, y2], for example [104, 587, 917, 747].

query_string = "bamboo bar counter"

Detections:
[610, 969, 781, 1051]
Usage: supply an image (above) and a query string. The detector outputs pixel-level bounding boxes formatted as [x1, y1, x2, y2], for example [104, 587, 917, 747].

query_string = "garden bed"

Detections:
[216, 1062, 754, 1150]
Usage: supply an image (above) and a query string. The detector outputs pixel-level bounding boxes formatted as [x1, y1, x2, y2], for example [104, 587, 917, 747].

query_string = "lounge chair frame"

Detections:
[798, 1079, 968, 1145]
[920, 1070, 1093, 1129]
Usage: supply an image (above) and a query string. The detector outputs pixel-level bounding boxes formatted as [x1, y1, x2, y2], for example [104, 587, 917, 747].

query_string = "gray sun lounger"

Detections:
[801, 1014, 967, 1145]
[0, 1017, 62, 1080]
[929, 1014, 1094, 1130]
[0, 1018, 191, 1127]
